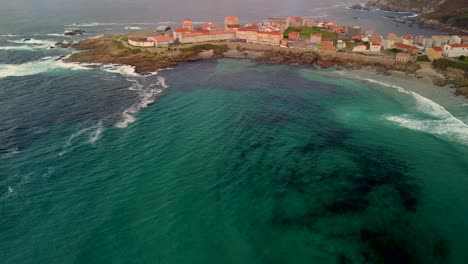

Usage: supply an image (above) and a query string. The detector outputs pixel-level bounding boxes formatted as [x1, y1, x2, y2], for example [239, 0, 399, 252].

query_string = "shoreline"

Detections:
[66, 35, 468, 98]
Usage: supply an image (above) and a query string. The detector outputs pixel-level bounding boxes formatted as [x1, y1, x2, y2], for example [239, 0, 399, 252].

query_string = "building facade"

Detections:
[427, 47, 442, 61]
[179, 30, 236, 44]
[256, 31, 282, 45]
[128, 37, 154, 47]
[443, 44, 468, 57]
[147, 35, 174, 47]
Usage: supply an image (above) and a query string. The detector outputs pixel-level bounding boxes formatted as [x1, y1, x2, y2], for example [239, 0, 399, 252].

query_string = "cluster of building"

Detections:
[126, 16, 468, 63]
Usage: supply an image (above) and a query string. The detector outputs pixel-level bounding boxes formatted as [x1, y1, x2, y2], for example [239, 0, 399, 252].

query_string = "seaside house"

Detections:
[310, 34, 322, 45]
[173, 28, 190, 41]
[147, 35, 174, 47]
[395, 53, 411, 63]
[402, 35, 414, 45]
[423, 38, 434, 48]
[321, 39, 334, 46]
[336, 39, 346, 50]
[395, 43, 419, 55]
[128, 37, 154, 47]
[415, 35, 425, 45]
[351, 35, 362, 43]
[427, 47, 443, 61]
[443, 44, 468, 58]
[264, 18, 289, 31]
[183, 19, 194, 30]
[382, 39, 395, 50]
[287, 16, 304, 27]
[315, 21, 325, 28]
[364, 29, 374, 36]
[352, 45, 367, 52]
[450, 35, 462, 44]
[178, 30, 236, 44]
[256, 31, 283, 45]
[288, 32, 300, 40]
[235, 28, 258, 42]
[370, 42, 382, 52]
[432, 36, 451, 47]
[224, 16, 239, 28]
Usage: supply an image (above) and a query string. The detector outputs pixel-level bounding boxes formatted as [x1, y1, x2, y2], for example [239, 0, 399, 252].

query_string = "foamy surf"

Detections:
[361, 78, 468, 145]
[89, 121, 104, 144]
[0, 57, 91, 78]
[115, 76, 169, 128]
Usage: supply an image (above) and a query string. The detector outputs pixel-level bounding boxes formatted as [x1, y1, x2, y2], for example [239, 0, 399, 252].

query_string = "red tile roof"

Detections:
[226, 24, 241, 29]
[257, 31, 282, 35]
[432, 47, 443, 52]
[395, 43, 418, 50]
[371, 42, 381, 46]
[150, 35, 174, 41]
[403, 34, 414, 40]
[310, 34, 322, 38]
[173, 28, 190, 33]
[352, 35, 362, 40]
[449, 44, 468, 48]
[182, 30, 235, 37]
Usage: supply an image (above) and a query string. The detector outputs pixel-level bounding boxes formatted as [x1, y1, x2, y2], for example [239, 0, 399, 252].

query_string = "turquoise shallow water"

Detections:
[1, 58, 468, 264]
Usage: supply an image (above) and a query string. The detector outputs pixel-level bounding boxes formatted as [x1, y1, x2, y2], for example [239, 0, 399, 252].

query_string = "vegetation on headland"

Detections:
[179, 44, 228, 53]
[433, 58, 468, 71]
[284, 27, 338, 42]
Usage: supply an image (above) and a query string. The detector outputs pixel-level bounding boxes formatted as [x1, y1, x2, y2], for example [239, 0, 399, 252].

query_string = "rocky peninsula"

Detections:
[66, 36, 468, 97]
[366, 0, 468, 34]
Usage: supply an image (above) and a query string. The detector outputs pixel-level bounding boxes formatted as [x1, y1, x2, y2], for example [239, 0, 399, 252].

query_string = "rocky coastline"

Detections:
[66, 36, 468, 97]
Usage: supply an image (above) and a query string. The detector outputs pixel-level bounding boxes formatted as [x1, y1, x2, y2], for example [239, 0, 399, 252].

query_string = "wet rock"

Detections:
[65, 29, 85, 36]
[22, 38, 31, 42]
[350, 4, 370, 11]
[55, 41, 73, 48]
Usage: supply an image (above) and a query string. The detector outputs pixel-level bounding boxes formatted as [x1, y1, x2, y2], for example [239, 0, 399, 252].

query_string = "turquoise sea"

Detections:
[2, 57, 468, 263]
[1, 1, 467, 263]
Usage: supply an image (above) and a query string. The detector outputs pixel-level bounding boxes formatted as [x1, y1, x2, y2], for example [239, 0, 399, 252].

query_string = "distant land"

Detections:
[366, 0, 468, 34]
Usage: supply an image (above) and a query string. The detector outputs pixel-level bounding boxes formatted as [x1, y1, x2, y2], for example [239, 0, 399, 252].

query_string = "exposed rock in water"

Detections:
[349, 4, 370, 11]
[55, 41, 73, 48]
[22, 38, 31, 42]
[65, 29, 86, 36]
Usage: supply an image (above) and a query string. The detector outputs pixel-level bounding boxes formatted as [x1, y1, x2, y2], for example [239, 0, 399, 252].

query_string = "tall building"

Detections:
[183, 19, 193, 30]
[224, 16, 239, 28]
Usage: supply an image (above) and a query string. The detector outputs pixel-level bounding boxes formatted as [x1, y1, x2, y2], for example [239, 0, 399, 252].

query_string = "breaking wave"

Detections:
[0, 57, 91, 78]
[362, 78, 468, 145]
[125, 26, 141, 30]
[7, 38, 56, 46]
[115, 76, 169, 128]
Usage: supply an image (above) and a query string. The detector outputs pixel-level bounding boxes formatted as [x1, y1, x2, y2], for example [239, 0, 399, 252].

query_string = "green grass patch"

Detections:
[114, 41, 125, 49]
[417, 55, 430, 62]
[284, 27, 338, 42]
[433, 58, 468, 71]
[179, 44, 228, 53]
[131, 48, 141, 54]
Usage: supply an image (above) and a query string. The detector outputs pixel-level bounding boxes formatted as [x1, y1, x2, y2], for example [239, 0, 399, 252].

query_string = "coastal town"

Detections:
[126, 16, 468, 64]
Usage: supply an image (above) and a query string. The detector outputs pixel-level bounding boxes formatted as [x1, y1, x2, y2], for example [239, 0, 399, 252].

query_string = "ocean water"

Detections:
[1, 1, 467, 264]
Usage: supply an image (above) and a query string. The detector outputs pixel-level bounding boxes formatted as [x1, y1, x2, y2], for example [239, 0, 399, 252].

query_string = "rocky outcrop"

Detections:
[65, 29, 86, 36]
[366, 0, 468, 34]
[349, 4, 370, 11]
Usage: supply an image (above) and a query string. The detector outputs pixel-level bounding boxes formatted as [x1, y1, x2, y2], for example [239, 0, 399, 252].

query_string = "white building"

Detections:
[352, 45, 367, 52]
[336, 40, 346, 50]
[128, 37, 154, 47]
[443, 44, 468, 58]
[451, 35, 462, 44]
[381, 39, 395, 50]
[370, 42, 382, 52]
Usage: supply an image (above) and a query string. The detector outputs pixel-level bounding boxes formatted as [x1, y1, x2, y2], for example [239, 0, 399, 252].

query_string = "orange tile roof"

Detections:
[150, 35, 174, 41]
[403, 34, 414, 40]
[449, 44, 468, 48]
[432, 47, 443, 52]
[371, 42, 381, 46]
[310, 34, 322, 37]
[174, 28, 190, 33]
[395, 43, 418, 50]
[257, 31, 282, 35]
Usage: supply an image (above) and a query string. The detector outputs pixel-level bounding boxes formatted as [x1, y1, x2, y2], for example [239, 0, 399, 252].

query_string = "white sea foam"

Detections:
[8, 186, 13, 193]
[101, 64, 141, 77]
[65, 22, 117, 27]
[362, 78, 468, 145]
[8, 38, 57, 46]
[1, 147, 20, 159]
[0, 57, 91, 78]
[115, 75, 169, 128]
[125, 26, 141, 30]
[89, 121, 104, 144]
